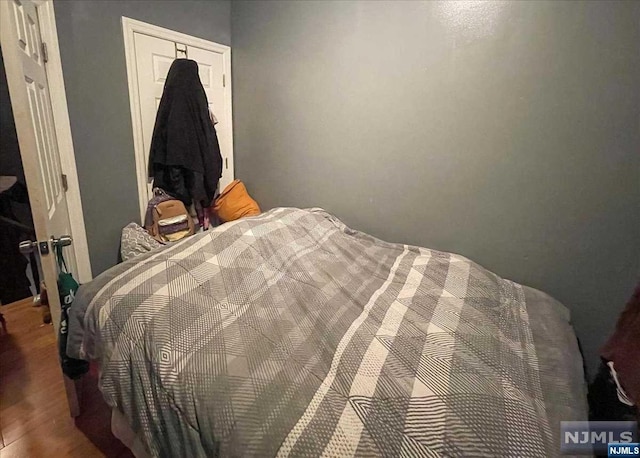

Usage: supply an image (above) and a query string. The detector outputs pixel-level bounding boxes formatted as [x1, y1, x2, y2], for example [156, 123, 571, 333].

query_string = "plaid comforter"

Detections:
[68, 208, 587, 457]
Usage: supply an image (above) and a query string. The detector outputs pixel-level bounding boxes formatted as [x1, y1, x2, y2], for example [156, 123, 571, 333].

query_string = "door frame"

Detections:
[122, 17, 234, 222]
[1, 0, 93, 284]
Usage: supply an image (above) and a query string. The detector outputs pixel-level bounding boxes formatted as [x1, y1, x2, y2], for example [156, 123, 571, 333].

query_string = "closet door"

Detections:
[131, 30, 233, 216]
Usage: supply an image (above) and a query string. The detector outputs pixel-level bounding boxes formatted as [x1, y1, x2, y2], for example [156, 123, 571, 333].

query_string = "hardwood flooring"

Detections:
[0, 298, 133, 457]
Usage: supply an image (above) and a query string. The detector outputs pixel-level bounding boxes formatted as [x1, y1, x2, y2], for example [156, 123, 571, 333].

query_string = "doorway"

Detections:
[1, 0, 92, 416]
[0, 47, 39, 306]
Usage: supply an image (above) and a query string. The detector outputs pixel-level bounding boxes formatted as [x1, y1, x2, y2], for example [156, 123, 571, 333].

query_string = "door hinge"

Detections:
[41, 42, 48, 63]
[225, 157, 228, 169]
[61, 173, 68, 192]
[223, 74, 226, 87]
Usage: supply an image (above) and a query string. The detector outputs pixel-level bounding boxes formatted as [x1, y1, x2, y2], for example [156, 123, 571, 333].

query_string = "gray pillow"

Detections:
[120, 223, 162, 261]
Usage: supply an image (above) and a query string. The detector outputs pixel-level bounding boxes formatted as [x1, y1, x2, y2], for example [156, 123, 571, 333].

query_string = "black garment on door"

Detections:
[148, 59, 222, 207]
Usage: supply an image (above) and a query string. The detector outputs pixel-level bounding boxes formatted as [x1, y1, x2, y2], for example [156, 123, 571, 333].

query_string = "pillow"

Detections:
[212, 180, 260, 223]
[120, 222, 163, 261]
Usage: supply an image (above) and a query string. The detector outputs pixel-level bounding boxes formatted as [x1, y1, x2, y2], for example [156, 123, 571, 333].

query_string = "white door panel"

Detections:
[2, 0, 78, 292]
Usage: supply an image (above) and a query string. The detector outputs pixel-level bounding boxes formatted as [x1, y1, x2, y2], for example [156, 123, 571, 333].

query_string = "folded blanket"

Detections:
[601, 282, 640, 405]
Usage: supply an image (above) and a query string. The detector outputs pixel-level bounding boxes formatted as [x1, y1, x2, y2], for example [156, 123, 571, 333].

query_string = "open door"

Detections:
[1, 0, 80, 416]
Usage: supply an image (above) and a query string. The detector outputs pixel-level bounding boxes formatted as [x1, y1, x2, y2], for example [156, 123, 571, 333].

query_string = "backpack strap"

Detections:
[153, 187, 171, 198]
[55, 244, 68, 273]
[145, 188, 172, 228]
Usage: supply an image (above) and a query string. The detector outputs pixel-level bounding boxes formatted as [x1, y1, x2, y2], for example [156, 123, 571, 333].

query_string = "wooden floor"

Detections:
[0, 298, 133, 457]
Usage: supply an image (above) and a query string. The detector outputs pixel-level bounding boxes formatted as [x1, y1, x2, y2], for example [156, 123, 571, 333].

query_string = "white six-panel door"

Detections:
[1, 0, 79, 310]
[124, 18, 234, 222]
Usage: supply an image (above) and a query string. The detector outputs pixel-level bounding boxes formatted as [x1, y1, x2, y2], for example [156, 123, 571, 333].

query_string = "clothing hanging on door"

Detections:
[148, 59, 222, 208]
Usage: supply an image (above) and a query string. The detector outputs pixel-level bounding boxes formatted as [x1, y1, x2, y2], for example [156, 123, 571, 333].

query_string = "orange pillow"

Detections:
[212, 180, 261, 223]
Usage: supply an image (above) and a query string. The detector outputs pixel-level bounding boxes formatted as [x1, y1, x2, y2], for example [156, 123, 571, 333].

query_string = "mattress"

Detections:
[67, 207, 588, 457]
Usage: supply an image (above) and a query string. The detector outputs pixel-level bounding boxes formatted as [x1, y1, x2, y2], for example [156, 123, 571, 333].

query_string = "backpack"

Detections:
[56, 244, 89, 379]
[144, 188, 195, 243]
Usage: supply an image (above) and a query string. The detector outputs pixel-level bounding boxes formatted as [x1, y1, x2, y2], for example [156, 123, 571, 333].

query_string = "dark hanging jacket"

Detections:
[148, 59, 222, 207]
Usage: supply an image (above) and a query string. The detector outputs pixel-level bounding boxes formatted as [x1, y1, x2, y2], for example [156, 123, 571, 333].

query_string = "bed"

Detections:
[66, 207, 588, 457]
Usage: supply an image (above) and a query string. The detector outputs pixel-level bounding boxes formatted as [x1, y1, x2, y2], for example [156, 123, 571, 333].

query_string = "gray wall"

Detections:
[54, 0, 231, 275]
[231, 0, 640, 377]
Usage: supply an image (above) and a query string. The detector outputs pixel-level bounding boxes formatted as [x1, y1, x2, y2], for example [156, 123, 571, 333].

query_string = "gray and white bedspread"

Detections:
[67, 208, 587, 457]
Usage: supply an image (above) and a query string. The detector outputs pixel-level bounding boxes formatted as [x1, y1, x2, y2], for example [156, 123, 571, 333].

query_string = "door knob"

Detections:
[19, 240, 37, 254]
[51, 235, 72, 248]
[20, 235, 72, 255]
